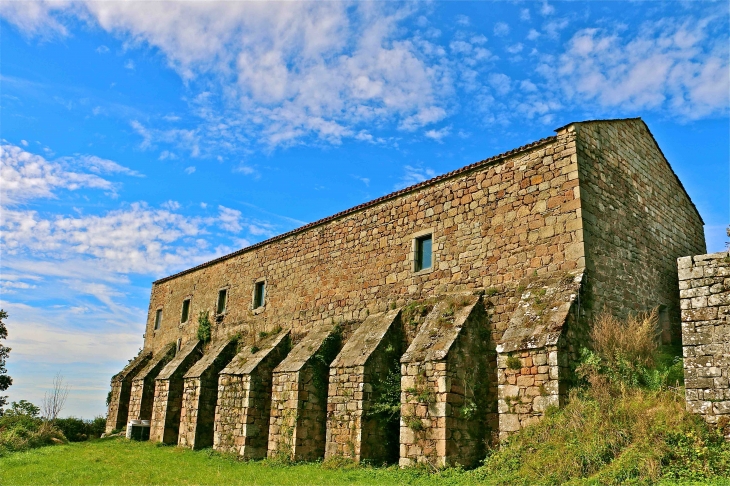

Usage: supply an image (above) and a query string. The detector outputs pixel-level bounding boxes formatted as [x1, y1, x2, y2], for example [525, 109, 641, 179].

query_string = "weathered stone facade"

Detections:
[679, 251, 730, 436]
[107, 118, 705, 463]
[125, 345, 175, 428]
[214, 330, 291, 458]
[105, 350, 151, 433]
[149, 341, 203, 444]
[178, 339, 238, 449]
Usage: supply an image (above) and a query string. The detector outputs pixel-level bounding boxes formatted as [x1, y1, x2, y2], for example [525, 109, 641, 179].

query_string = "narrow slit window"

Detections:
[180, 299, 191, 323]
[217, 289, 228, 314]
[254, 281, 265, 309]
[154, 309, 162, 330]
[415, 234, 433, 272]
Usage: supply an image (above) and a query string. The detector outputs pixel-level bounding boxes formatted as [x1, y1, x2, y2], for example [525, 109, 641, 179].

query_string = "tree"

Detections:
[0, 309, 11, 414]
[42, 371, 69, 422]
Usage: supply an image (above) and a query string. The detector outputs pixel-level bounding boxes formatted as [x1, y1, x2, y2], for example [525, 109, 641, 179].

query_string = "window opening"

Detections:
[254, 281, 265, 309]
[181, 299, 191, 323]
[217, 289, 228, 314]
[415, 234, 433, 271]
[154, 309, 162, 330]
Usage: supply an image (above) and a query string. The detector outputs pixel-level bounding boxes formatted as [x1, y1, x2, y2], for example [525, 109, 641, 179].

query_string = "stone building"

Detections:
[106, 118, 705, 467]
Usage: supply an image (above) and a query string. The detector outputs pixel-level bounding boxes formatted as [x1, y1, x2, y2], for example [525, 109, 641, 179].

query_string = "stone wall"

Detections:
[679, 251, 730, 436]
[127, 345, 175, 422]
[268, 326, 342, 461]
[576, 119, 706, 343]
[178, 339, 238, 449]
[105, 350, 151, 433]
[213, 330, 290, 459]
[325, 308, 403, 463]
[143, 128, 584, 355]
[149, 341, 203, 444]
[399, 294, 489, 468]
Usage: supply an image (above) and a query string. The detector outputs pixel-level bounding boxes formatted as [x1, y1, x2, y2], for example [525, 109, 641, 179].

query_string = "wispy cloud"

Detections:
[395, 164, 437, 190]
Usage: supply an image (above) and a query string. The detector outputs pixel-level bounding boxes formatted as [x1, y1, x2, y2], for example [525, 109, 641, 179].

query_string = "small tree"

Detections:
[0, 309, 12, 414]
[42, 372, 69, 422]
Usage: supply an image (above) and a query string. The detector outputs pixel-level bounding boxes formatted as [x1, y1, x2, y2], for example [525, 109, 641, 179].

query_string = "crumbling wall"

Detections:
[679, 251, 730, 436]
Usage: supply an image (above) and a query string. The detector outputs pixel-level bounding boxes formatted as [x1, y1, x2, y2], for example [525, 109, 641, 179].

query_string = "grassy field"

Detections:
[1, 435, 729, 486]
[0, 437, 474, 486]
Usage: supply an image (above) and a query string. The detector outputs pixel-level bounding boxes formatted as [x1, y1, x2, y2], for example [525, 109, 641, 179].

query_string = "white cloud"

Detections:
[542, 18, 729, 120]
[124, 59, 135, 70]
[62, 154, 142, 177]
[0, 0, 68, 38]
[396, 165, 437, 189]
[489, 73, 512, 96]
[217, 205, 242, 233]
[161, 200, 180, 211]
[494, 22, 510, 37]
[233, 164, 256, 176]
[506, 43, 524, 54]
[424, 125, 451, 142]
[0, 144, 115, 205]
[455, 15, 470, 26]
[527, 29, 541, 41]
[184, 166, 196, 174]
[541, 2, 555, 16]
[20, 140, 28, 146]
[96, 45, 109, 54]
[520, 9, 531, 21]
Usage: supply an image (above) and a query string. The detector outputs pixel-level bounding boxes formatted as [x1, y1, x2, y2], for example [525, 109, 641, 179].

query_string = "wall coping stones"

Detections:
[111, 350, 152, 383]
[331, 308, 401, 368]
[134, 344, 176, 382]
[221, 330, 291, 376]
[497, 271, 584, 354]
[184, 339, 237, 379]
[274, 326, 338, 373]
[157, 340, 203, 380]
[401, 292, 480, 364]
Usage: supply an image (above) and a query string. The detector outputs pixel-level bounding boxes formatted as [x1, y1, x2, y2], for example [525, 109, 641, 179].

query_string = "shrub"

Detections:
[0, 403, 66, 456]
[197, 311, 211, 343]
[55, 416, 106, 442]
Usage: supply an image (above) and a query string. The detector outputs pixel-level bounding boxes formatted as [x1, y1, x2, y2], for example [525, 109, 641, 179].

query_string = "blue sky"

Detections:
[0, 1, 728, 419]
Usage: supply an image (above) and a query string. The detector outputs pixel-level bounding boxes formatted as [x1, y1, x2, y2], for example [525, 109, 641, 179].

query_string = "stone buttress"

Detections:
[267, 325, 341, 461]
[325, 308, 403, 463]
[128, 344, 176, 423]
[177, 339, 238, 449]
[105, 350, 151, 433]
[213, 330, 291, 458]
[149, 340, 203, 444]
[400, 294, 490, 468]
[495, 271, 584, 440]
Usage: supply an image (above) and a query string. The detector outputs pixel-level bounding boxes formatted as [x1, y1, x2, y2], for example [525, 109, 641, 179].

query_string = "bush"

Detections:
[55, 416, 107, 442]
[0, 403, 66, 456]
[472, 310, 730, 484]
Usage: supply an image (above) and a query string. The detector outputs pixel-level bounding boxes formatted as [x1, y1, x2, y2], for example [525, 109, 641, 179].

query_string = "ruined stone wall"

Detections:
[575, 119, 706, 342]
[679, 251, 730, 435]
[142, 130, 584, 353]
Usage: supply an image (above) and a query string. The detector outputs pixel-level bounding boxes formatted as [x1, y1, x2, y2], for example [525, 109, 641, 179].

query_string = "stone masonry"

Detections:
[679, 251, 730, 437]
[127, 344, 175, 423]
[149, 340, 203, 444]
[325, 308, 403, 463]
[214, 330, 291, 458]
[268, 325, 341, 461]
[105, 350, 151, 433]
[400, 294, 489, 468]
[178, 339, 238, 449]
[108, 118, 706, 463]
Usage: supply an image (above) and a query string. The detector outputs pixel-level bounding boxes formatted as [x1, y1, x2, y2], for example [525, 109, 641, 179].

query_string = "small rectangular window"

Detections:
[217, 289, 227, 314]
[154, 309, 162, 330]
[254, 281, 265, 309]
[180, 299, 191, 323]
[415, 234, 433, 272]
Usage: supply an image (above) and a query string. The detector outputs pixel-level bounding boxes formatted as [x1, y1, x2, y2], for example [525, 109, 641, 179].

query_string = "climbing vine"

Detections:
[197, 311, 211, 343]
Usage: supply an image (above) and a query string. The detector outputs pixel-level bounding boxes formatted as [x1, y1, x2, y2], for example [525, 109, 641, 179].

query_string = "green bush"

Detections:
[0, 404, 66, 456]
[197, 311, 211, 343]
[55, 416, 106, 442]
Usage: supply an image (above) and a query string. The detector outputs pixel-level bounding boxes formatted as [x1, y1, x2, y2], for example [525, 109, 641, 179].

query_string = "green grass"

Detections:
[0, 438, 477, 486]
